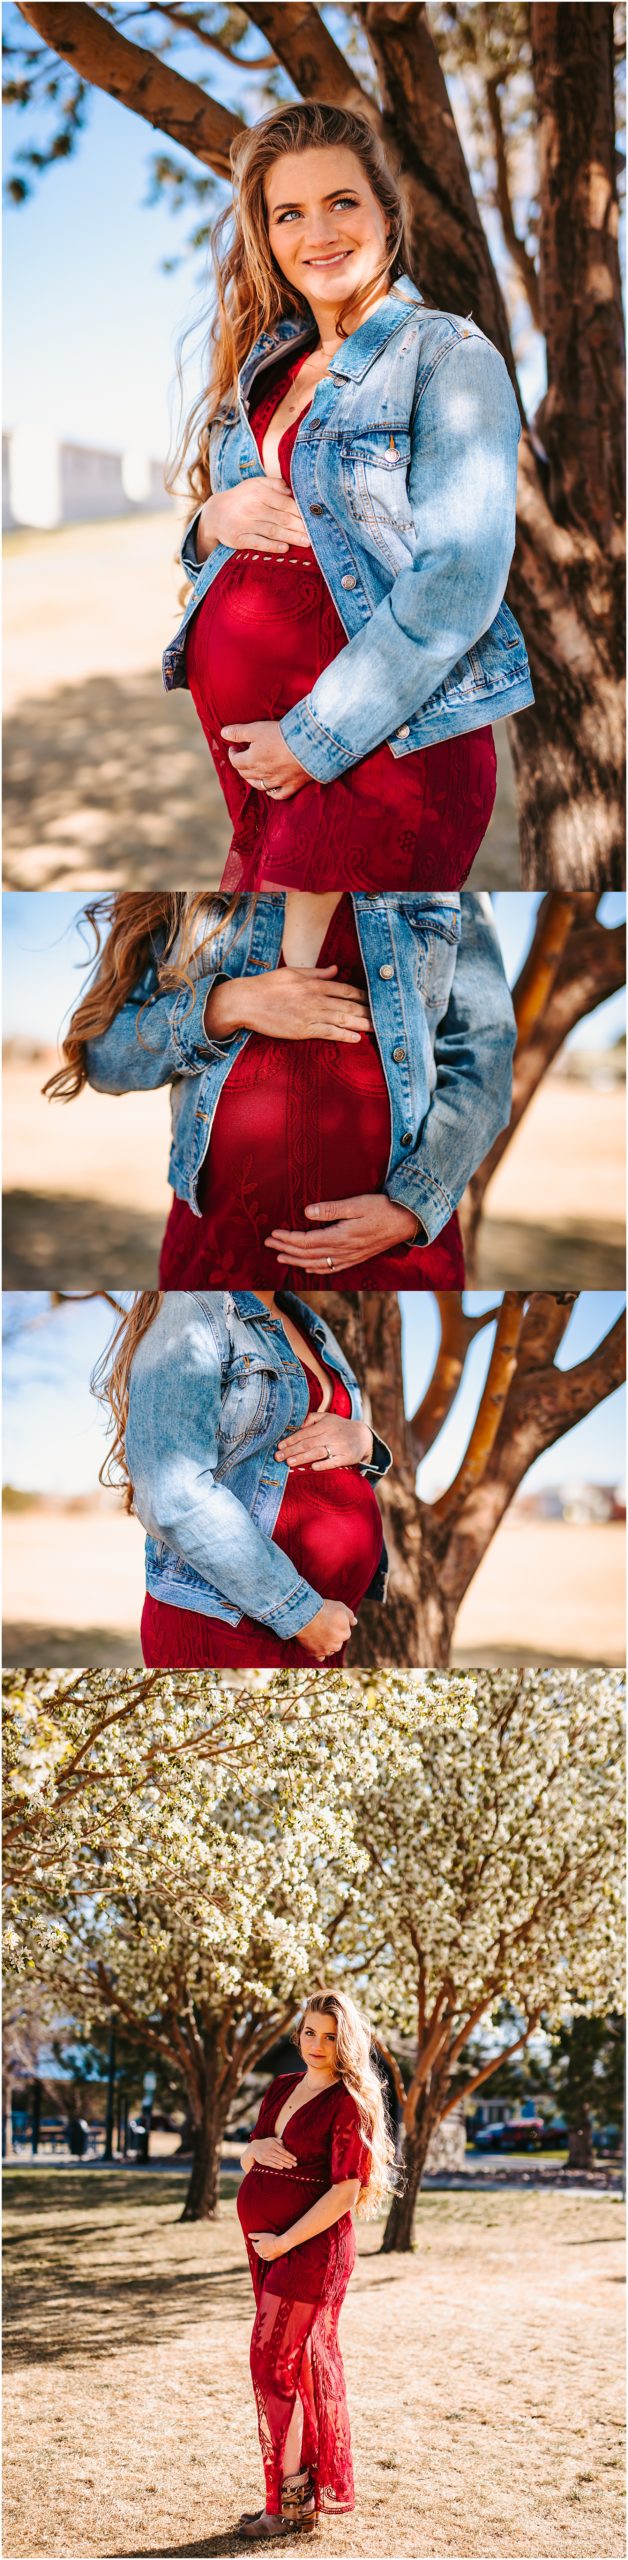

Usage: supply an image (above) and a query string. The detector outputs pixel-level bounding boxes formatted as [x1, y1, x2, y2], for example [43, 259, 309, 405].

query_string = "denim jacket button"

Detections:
[341, 574, 357, 589]
[310, 502, 325, 516]
[401, 1131, 413, 1148]
[379, 963, 394, 979]
[392, 1045, 406, 1063]
[396, 724, 410, 739]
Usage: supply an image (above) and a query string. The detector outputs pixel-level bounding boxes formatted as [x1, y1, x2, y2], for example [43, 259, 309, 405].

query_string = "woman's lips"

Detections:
[304, 250, 353, 268]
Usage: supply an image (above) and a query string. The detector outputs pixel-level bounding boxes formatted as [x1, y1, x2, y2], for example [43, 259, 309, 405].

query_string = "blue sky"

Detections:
[3, 890, 626, 1052]
[3, 9, 548, 462]
[2, 1290, 625, 1502]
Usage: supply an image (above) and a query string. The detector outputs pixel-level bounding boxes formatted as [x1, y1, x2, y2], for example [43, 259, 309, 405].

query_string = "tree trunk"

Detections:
[568, 2112, 594, 2174]
[180, 2091, 229, 2220]
[381, 2099, 439, 2252]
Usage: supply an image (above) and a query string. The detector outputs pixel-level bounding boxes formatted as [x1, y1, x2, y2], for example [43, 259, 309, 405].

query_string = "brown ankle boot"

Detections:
[281, 2468, 317, 2532]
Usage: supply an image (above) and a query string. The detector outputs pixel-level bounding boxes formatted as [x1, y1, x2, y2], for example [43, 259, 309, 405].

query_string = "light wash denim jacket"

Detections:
[84, 892, 516, 1245]
[126, 1289, 391, 1631]
[163, 276, 534, 773]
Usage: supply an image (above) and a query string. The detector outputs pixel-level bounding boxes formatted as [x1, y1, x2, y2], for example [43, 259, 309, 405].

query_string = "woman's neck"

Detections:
[306, 277, 392, 356]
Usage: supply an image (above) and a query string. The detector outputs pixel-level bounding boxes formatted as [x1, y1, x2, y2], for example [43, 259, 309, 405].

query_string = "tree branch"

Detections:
[245, 2, 372, 112]
[432, 1293, 526, 1520]
[17, 3, 244, 173]
[530, 2, 625, 538]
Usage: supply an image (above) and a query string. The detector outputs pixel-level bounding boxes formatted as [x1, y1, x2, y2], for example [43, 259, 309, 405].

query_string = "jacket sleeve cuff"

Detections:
[263, 1573, 324, 1638]
[180, 507, 205, 582]
[362, 1431, 393, 1482]
[279, 696, 358, 782]
[386, 1168, 455, 1244]
[170, 975, 243, 1070]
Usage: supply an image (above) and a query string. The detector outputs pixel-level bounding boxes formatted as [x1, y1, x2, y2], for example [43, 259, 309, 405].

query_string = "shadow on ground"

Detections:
[4, 1195, 624, 1294]
[2, 1626, 143, 1669]
[3, 2172, 250, 2371]
[3, 676, 231, 889]
[477, 1215, 626, 1291]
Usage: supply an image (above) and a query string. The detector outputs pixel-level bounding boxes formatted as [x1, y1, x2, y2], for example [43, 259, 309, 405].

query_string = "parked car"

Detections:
[500, 2115, 544, 2151]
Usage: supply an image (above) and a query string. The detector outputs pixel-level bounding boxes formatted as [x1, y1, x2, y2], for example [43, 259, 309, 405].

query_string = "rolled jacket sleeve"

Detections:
[386, 894, 516, 1237]
[84, 963, 241, 1093]
[279, 340, 521, 780]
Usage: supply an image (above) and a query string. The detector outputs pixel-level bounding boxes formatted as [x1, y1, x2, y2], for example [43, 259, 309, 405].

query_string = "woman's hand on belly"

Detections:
[249, 2230, 287, 2262]
[248, 2137, 298, 2170]
[204, 965, 372, 1044]
[275, 1414, 374, 1473]
[197, 476, 310, 561]
[221, 718, 309, 800]
[298, 1599, 357, 1660]
[267, 1193, 420, 1271]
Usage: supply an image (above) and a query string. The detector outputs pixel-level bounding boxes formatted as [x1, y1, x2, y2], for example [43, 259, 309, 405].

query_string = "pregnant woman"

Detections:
[94, 1288, 391, 1669]
[163, 97, 534, 892]
[236, 1988, 393, 2536]
[49, 886, 516, 1287]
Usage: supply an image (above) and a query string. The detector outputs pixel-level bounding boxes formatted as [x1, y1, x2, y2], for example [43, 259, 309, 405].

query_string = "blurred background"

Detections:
[3, 1288, 625, 1670]
[3, 889, 625, 1291]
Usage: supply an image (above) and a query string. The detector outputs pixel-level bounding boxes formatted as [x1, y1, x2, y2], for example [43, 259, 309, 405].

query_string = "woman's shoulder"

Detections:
[331, 2080, 361, 2125]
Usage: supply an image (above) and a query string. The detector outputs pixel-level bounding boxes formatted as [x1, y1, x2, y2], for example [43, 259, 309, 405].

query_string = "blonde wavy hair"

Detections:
[44, 892, 251, 1102]
[170, 98, 412, 515]
[92, 1290, 164, 1513]
[294, 1988, 396, 2217]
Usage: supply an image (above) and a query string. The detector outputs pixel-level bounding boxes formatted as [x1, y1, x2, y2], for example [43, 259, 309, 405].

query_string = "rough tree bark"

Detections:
[17, 0, 625, 887]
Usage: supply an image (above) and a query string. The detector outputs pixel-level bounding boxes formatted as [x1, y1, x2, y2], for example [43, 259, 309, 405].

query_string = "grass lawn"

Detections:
[4, 2170, 625, 2560]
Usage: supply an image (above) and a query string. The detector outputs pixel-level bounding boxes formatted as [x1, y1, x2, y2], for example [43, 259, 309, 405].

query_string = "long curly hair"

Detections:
[43, 892, 250, 1101]
[170, 98, 412, 516]
[91, 1289, 164, 1513]
[293, 1987, 397, 2217]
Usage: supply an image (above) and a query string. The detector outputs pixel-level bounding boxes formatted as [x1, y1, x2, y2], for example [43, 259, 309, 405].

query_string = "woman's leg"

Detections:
[249, 2291, 317, 2516]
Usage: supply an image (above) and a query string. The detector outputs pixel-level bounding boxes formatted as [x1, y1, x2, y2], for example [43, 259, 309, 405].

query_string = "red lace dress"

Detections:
[185, 350, 497, 892]
[238, 2072, 372, 2515]
[140, 1340, 383, 1671]
[159, 896, 464, 1290]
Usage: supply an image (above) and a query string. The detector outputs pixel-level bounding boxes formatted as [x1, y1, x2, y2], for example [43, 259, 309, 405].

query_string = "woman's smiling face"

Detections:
[299, 2009, 339, 2074]
[264, 144, 390, 315]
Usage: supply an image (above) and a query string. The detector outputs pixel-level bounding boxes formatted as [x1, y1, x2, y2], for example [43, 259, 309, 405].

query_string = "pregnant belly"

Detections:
[200, 1030, 392, 1240]
[237, 2164, 326, 2240]
[186, 547, 340, 733]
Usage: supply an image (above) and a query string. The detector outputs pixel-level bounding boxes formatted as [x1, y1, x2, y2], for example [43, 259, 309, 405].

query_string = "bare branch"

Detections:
[17, 2, 244, 173]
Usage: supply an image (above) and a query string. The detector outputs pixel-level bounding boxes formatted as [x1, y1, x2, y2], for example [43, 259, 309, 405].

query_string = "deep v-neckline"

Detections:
[279, 894, 347, 975]
[273, 2074, 339, 2142]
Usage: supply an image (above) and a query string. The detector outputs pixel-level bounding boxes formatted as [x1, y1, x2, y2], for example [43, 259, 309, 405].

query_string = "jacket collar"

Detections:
[239, 275, 423, 398]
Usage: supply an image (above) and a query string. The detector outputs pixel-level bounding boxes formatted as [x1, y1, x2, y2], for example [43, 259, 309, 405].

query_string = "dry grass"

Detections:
[3, 2170, 624, 2560]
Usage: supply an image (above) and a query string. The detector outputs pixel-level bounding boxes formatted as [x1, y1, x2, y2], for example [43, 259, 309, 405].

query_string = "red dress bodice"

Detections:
[237, 2071, 371, 2303]
[159, 896, 465, 1292]
[185, 352, 496, 892]
[140, 1321, 383, 1670]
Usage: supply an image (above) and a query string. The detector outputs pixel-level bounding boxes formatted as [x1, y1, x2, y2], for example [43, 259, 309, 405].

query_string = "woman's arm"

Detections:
[279, 337, 522, 782]
[84, 962, 242, 1095]
[250, 2179, 361, 2260]
[386, 893, 517, 1240]
[125, 1297, 327, 1642]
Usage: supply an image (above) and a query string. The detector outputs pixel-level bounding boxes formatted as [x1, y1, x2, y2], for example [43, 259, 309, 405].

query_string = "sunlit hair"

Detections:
[92, 1290, 164, 1513]
[293, 1988, 396, 2217]
[43, 893, 251, 1101]
[169, 99, 412, 515]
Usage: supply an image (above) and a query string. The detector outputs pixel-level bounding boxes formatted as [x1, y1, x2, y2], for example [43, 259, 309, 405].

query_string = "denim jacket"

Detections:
[125, 1289, 391, 1630]
[84, 892, 516, 1245]
[163, 276, 534, 775]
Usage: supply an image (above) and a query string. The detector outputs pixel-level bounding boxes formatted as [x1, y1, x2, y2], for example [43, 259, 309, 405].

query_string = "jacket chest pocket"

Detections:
[218, 1359, 273, 1462]
[406, 913, 461, 1020]
[340, 430, 413, 550]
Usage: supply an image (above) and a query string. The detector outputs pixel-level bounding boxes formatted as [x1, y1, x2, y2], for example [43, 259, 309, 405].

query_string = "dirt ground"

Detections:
[3, 1511, 624, 1671]
[4, 514, 520, 891]
[3, 1057, 625, 1291]
[3, 2171, 624, 2560]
